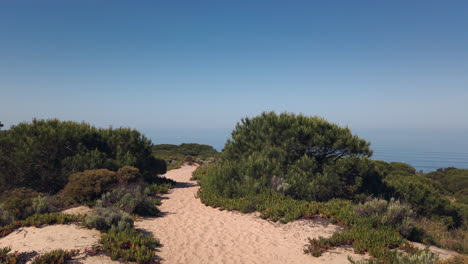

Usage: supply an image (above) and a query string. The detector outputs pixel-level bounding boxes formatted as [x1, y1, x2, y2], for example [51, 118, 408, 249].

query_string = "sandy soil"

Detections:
[136, 165, 368, 264]
[410, 242, 459, 260]
[0, 224, 118, 263]
[62, 205, 92, 216]
[0, 219, 118, 263]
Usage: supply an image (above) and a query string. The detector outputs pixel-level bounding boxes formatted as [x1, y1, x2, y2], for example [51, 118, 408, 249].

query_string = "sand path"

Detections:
[136, 165, 367, 264]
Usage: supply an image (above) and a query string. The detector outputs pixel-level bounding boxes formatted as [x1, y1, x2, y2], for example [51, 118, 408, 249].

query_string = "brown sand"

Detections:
[136, 165, 368, 264]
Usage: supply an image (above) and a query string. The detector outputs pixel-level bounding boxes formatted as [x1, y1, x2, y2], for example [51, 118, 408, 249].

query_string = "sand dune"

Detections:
[136, 165, 368, 264]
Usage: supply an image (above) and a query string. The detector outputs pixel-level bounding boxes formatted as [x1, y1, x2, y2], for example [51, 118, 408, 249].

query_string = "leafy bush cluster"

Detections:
[0, 119, 166, 193]
[153, 143, 219, 170]
[85, 207, 133, 232]
[31, 249, 79, 264]
[201, 112, 378, 202]
[61, 166, 144, 203]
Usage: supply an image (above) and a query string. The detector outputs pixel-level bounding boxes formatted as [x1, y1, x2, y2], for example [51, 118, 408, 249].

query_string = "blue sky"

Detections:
[1, 1, 468, 148]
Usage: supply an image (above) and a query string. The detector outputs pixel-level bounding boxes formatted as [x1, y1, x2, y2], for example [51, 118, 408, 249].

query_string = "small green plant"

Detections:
[85, 207, 133, 232]
[31, 249, 79, 264]
[100, 228, 160, 264]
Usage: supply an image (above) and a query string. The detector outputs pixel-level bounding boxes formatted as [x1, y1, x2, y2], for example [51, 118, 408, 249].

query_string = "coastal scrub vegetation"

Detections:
[196, 112, 468, 262]
[0, 119, 174, 263]
[0, 118, 166, 193]
[153, 143, 219, 170]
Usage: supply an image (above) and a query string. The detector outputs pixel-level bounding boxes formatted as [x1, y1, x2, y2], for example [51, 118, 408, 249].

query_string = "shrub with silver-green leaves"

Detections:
[0, 208, 13, 227]
[97, 186, 160, 216]
[356, 198, 414, 237]
[85, 207, 133, 232]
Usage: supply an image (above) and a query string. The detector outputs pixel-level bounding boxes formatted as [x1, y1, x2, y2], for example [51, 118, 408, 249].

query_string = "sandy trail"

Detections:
[136, 165, 367, 264]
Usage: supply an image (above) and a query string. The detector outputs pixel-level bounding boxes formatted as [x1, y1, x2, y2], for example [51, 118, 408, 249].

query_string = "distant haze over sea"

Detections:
[146, 127, 468, 173]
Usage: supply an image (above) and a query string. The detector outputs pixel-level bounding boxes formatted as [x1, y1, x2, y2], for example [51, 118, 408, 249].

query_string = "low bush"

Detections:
[31, 249, 79, 264]
[97, 186, 160, 216]
[100, 228, 160, 264]
[85, 207, 133, 232]
[355, 198, 414, 237]
[0, 208, 13, 227]
[31, 196, 57, 215]
[0, 188, 41, 220]
[0, 247, 17, 264]
[62, 169, 118, 202]
[116, 166, 143, 184]
[191, 162, 211, 181]
[384, 174, 462, 228]
[147, 183, 172, 195]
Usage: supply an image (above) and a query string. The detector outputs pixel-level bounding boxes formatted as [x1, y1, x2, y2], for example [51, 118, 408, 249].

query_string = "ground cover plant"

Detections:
[100, 228, 160, 264]
[31, 249, 79, 264]
[196, 112, 467, 262]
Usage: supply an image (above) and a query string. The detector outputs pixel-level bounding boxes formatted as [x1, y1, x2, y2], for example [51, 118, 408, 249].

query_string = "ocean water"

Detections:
[148, 128, 468, 173]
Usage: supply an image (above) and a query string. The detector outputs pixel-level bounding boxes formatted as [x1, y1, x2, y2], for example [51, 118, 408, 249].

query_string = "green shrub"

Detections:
[62, 169, 117, 202]
[116, 166, 142, 184]
[31, 196, 56, 215]
[85, 207, 133, 232]
[200, 112, 382, 202]
[0, 188, 41, 220]
[0, 247, 17, 264]
[31, 249, 79, 264]
[100, 229, 160, 264]
[147, 183, 172, 195]
[355, 198, 414, 237]
[0, 208, 13, 227]
[0, 119, 166, 193]
[97, 186, 160, 216]
[384, 174, 462, 227]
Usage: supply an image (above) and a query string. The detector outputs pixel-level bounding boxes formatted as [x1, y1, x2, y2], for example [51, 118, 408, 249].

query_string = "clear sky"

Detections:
[1, 1, 468, 148]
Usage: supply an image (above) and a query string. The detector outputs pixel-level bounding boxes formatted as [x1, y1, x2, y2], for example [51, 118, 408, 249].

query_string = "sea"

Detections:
[148, 128, 468, 173]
